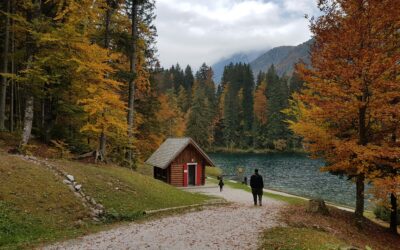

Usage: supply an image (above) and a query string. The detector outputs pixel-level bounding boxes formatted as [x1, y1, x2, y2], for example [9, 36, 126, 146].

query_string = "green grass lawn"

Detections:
[259, 227, 346, 250]
[53, 159, 210, 220]
[0, 151, 90, 249]
[0, 150, 210, 249]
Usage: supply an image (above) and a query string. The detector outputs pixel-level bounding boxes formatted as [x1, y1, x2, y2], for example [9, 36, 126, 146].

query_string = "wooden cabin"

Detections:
[145, 138, 215, 187]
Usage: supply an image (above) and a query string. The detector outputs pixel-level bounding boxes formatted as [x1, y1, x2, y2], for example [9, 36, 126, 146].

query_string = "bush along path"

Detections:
[44, 185, 284, 250]
[18, 155, 105, 220]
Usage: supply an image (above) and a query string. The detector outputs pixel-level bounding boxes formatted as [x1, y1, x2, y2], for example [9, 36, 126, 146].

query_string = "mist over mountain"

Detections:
[211, 51, 263, 84]
[211, 39, 312, 83]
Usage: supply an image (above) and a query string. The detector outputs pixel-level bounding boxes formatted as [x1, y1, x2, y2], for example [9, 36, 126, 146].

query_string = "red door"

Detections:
[196, 164, 202, 186]
[183, 163, 188, 187]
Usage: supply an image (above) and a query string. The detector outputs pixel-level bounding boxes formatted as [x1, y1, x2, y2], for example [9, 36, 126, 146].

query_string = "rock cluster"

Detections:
[19, 155, 105, 220]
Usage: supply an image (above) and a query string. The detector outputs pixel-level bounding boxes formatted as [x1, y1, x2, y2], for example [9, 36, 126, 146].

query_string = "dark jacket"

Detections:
[250, 174, 264, 189]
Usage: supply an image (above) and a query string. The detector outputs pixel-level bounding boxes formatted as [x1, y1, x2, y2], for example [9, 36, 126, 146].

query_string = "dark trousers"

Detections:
[252, 188, 263, 205]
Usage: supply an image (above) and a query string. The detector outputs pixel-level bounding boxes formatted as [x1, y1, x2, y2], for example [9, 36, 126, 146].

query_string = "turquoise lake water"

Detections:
[209, 152, 371, 208]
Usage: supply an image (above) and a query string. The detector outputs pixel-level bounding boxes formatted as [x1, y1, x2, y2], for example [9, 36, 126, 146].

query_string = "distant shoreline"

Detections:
[207, 147, 306, 154]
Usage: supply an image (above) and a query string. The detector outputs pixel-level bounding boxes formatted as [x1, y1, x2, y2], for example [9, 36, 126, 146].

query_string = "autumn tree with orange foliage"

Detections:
[288, 0, 400, 229]
[254, 81, 267, 126]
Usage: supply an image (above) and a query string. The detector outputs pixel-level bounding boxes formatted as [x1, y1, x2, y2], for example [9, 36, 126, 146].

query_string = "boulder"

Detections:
[66, 174, 75, 182]
[96, 204, 104, 210]
[74, 184, 82, 191]
[307, 199, 329, 215]
[91, 198, 97, 205]
[28, 156, 37, 161]
[63, 179, 72, 185]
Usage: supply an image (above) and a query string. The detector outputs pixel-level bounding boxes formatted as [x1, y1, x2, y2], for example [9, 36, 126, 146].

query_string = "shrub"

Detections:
[205, 166, 222, 178]
[374, 205, 400, 225]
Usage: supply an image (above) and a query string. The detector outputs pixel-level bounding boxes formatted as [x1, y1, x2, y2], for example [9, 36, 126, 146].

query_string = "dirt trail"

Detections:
[44, 185, 284, 250]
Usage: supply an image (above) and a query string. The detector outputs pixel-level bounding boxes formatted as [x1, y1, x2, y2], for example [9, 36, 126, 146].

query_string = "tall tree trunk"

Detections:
[127, 0, 138, 165]
[355, 174, 365, 219]
[97, 1, 113, 162]
[20, 0, 40, 146]
[10, 0, 15, 132]
[10, 79, 14, 132]
[17, 82, 21, 129]
[0, 0, 11, 131]
[96, 131, 106, 163]
[41, 99, 45, 129]
[21, 95, 34, 146]
[390, 193, 398, 235]
[355, 104, 367, 220]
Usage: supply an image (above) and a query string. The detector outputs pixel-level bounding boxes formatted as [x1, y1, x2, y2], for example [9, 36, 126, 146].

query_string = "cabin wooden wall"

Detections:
[172, 144, 205, 165]
[170, 164, 184, 186]
[169, 144, 208, 186]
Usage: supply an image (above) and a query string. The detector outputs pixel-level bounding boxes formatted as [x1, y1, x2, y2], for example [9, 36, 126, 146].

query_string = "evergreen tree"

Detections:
[172, 63, 185, 92]
[183, 65, 194, 93]
[220, 63, 254, 148]
[222, 83, 240, 148]
[186, 63, 217, 148]
[241, 64, 255, 146]
[186, 84, 212, 148]
[265, 65, 290, 148]
[289, 71, 304, 94]
[177, 85, 189, 113]
[256, 71, 265, 87]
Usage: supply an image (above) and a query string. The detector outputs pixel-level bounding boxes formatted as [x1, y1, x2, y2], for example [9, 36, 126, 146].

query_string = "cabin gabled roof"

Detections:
[145, 138, 215, 169]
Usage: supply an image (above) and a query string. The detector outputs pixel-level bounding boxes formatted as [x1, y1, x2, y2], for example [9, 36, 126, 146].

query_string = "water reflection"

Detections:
[209, 152, 371, 208]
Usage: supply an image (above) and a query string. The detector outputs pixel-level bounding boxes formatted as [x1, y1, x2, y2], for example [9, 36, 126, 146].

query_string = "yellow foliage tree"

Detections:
[254, 81, 267, 125]
[76, 43, 128, 160]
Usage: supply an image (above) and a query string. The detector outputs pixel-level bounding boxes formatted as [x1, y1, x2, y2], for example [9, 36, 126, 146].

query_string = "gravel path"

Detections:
[44, 184, 284, 250]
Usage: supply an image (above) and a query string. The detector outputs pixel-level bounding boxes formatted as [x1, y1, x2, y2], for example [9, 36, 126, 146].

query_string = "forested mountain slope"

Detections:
[250, 39, 312, 76]
[212, 40, 312, 83]
[250, 46, 293, 76]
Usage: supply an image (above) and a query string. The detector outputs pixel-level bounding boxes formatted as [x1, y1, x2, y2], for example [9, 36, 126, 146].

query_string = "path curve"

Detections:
[44, 185, 284, 250]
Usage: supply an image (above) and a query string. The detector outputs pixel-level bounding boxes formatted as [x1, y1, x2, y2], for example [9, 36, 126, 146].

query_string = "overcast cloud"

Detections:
[155, 0, 320, 69]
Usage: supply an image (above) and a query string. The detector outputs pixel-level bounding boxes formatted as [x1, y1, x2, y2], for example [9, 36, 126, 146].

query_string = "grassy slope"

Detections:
[53, 160, 209, 217]
[0, 149, 209, 249]
[0, 151, 90, 249]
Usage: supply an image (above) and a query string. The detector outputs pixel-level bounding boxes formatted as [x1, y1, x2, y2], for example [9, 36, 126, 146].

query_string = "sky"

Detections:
[155, 0, 321, 69]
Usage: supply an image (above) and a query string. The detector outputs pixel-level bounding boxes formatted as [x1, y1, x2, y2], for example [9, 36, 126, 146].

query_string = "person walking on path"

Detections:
[218, 177, 224, 192]
[250, 169, 264, 206]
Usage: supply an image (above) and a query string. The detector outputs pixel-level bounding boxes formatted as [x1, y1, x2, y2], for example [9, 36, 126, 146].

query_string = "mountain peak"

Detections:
[211, 51, 264, 83]
[211, 39, 313, 83]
